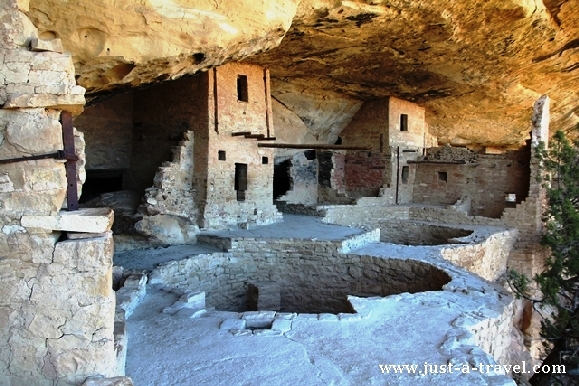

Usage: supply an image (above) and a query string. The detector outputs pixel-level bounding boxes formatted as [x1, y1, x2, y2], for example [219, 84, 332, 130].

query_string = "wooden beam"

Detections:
[257, 143, 372, 150]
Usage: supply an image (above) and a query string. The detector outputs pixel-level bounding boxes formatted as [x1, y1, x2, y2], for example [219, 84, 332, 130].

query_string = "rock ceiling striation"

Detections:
[28, 0, 579, 148]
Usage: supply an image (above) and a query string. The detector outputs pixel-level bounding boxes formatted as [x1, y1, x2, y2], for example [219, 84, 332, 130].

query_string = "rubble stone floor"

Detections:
[118, 215, 516, 385]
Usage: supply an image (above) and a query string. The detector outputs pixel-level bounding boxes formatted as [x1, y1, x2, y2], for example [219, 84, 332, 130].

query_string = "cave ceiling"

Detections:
[27, 0, 579, 148]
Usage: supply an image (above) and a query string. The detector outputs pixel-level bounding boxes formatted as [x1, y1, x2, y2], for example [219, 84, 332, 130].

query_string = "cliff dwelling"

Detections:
[1, 0, 574, 385]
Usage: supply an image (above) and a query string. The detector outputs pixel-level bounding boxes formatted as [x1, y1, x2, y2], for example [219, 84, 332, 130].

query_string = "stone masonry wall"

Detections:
[275, 151, 318, 206]
[129, 75, 210, 196]
[73, 93, 133, 170]
[319, 203, 410, 226]
[340, 99, 387, 151]
[317, 150, 353, 204]
[151, 231, 456, 314]
[203, 63, 281, 229]
[135, 131, 199, 244]
[343, 151, 389, 198]
[0, 3, 115, 384]
[412, 146, 531, 218]
[150, 234, 515, 367]
[387, 96, 427, 148]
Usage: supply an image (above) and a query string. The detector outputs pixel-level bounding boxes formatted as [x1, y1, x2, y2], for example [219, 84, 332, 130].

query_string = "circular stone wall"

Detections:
[380, 222, 473, 245]
[151, 249, 452, 314]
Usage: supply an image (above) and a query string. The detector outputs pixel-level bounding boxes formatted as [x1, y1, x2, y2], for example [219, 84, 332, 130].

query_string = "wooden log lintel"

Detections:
[257, 143, 372, 150]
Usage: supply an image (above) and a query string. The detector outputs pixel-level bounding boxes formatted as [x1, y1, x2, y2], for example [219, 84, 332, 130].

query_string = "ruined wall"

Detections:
[275, 151, 318, 205]
[387, 96, 427, 147]
[202, 63, 281, 228]
[0, 2, 115, 384]
[325, 97, 429, 204]
[340, 99, 387, 151]
[317, 150, 353, 204]
[129, 75, 210, 196]
[343, 151, 388, 198]
[73, 93, 133, 170]
[412, 146, 531, 218]
[136, 131, 199, 244]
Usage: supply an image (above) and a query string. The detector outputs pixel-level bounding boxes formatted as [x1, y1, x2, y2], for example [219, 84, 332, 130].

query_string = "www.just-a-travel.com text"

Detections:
[379, 362, 566, 376]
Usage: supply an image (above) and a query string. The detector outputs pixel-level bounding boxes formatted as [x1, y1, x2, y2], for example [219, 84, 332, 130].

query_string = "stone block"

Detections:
[230, 329, 252, 336]
[83, 377, 134, 386]
[220, 319, 246, 330]
[242, 311, 274, 329]
[176, 308, 206, 318]
[3, 93, 85, 114]
[252, 329, 282, 337]
[271, 318, 292, 332]
[67, 232, 108, 240]
[179, 291, 205, 309]
[52, 231, 114, 274]
[162, 292, 205, 316]
[30, 38, 63, 53]
[21, 208, 114, 233]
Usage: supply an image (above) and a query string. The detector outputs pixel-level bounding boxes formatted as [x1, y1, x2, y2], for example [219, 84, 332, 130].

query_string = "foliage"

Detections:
[513, 129, 579, 385]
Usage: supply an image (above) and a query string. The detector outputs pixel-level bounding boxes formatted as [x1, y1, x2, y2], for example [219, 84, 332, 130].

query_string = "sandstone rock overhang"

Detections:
[27, 0, 579, 148]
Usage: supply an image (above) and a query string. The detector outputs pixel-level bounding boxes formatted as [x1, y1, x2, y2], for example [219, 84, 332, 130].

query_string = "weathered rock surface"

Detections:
[27, 0, 579, 148]
[27, 0, 298, 97]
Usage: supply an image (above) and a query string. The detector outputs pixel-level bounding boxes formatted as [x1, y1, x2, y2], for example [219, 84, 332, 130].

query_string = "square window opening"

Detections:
[262, 156, 269, 165]
[237, 75, 248, 102]
[400, 114, 408, 132]
[505, 193, 516, 202]
[438, 171, 447, 182]
[218, 150, 226, 161]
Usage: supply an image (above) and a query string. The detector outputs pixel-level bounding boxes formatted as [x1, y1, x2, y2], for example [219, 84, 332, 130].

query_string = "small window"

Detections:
[505, 193, 516, 202]
[303, 150, 316, 160]
[237, 75, 248, 102]
[438, 171, 447, 182]
[400, 114, 408, 132]
[218, 150, 226, 161]
[401, 166, 410, 184]
[262, 156, 269, 165]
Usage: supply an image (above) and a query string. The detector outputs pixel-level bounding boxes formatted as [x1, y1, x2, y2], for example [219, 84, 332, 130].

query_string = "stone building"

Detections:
[75, 63, 282, 243]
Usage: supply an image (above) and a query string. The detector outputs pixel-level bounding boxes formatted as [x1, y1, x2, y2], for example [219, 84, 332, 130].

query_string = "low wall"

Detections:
[379, 220, 517, 281]
[319, 203, 409, 226]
